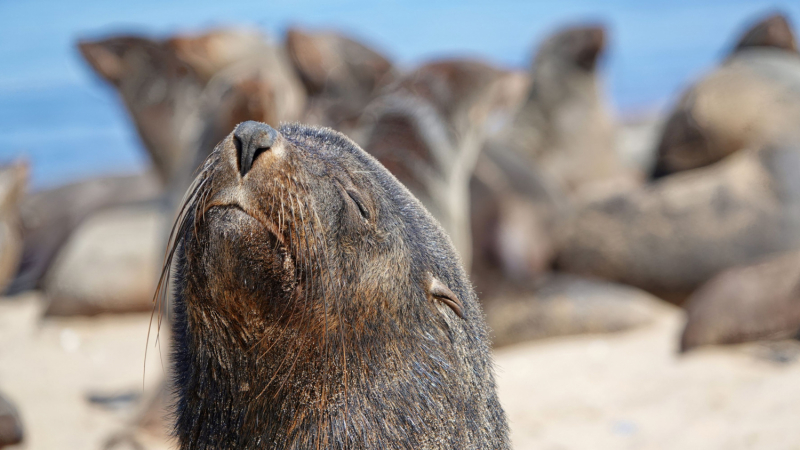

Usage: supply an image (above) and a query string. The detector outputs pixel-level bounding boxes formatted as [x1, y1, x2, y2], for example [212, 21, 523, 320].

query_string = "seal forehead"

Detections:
[279, 122, 390, 177]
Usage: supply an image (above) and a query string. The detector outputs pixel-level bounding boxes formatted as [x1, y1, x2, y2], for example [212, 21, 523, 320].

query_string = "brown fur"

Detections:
[163, 122, 509, 449]
[733, 12, 798, 54]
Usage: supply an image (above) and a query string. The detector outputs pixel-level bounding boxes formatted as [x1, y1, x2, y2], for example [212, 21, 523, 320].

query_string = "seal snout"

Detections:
[233, 121, 278, 177]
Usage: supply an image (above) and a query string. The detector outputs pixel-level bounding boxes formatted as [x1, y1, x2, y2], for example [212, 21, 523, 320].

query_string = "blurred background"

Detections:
[2, 0, 800, 449]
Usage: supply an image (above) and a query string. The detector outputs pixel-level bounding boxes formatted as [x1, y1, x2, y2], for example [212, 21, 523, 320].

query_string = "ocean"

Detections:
[1, 0, 798, 189]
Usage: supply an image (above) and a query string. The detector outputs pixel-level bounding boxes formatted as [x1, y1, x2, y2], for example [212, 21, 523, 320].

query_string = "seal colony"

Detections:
[158, 121, 509, 449]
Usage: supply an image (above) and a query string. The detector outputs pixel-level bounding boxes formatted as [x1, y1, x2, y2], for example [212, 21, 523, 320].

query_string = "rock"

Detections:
[8, 172, 161, 295]
[652, 13, 800, 178]
[681, 250, 800, 351]
[0, 392, 23, 448]
[43, 205, 164, 316]
[556, 144, 800, 302]
[484, 274, 673, 347]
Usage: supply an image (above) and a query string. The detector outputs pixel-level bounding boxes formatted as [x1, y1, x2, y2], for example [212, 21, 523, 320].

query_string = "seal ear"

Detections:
[78, 41, 125, 84]
[429, 276, 464, 319]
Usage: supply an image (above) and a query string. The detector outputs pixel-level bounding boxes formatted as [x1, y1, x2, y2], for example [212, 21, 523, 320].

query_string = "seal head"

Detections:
[164, 121, 508, 449]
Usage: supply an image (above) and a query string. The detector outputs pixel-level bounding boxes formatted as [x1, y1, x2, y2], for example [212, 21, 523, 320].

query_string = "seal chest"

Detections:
[164, 121, 509, 449]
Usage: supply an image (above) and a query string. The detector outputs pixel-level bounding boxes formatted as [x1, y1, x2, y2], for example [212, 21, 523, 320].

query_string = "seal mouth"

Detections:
[205, 203, 288, 249]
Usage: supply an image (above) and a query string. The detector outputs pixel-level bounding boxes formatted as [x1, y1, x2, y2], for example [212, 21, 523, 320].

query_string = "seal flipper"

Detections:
[429, 276, 464, 319]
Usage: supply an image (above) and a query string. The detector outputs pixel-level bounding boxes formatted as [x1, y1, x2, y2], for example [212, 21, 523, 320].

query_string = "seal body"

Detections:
[359, 58, 522, 267]
[681, 249, 800, 351]
[286, 27, 396, 135]
[556, 144, 800, 302]
[0, 162, 27, 295]
[651, 14, 800, 178]
[500, 24, 621, 196]
[78, 29, 306, 186]
[166, 122, 509, 449]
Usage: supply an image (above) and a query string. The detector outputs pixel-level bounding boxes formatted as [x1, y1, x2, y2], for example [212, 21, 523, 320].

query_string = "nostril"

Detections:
[234, 135, 244, 163]
[233, 121, 278, 177]
[252, 146, 271, 166]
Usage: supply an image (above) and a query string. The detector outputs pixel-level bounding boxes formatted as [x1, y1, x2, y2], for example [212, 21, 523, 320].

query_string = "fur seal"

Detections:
[469, 144, 561, 296]
[286, 28, 396, 134]
[78, 35, 204, 182]
[0, 162, 27, 295]
[733, 12, 798, 54]
[651, 13, 800, 178]
[162, 121, 509, 448]
[468, 24, 626, 293]
[681, 250, 800, 351]
[498, 24, 622, 196]
[0, 391, 23, 448]
[469, 25, 624, 293]
[78, 29, 306, 186]
[556, 144, 800, 303]
[358, 59, 523, 266]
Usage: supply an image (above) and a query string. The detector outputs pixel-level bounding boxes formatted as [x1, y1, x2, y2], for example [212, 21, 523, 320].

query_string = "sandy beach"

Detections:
[2, 292, 799, 450]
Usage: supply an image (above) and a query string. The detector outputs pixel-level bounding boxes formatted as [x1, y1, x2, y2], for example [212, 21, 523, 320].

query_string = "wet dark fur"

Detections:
[159, 123, 508, 449]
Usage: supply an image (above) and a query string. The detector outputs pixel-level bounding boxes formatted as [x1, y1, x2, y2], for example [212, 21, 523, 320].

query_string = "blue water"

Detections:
[1, 0, 799, 189]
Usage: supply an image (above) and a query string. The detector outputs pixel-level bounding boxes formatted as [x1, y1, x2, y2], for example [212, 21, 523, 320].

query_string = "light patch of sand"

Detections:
[0, 293, 171, 450]
[2, 292, 799, 449]
[496, 308, 800, 450]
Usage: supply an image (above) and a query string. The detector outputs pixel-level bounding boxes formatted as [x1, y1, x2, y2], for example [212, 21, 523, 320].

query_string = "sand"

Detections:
[497, 307, 800, 450]
[1, 293, 799, 449]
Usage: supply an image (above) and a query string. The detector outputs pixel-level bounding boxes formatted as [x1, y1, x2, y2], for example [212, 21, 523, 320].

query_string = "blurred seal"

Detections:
[0, 161, 27, 295]
[499, 24, 622, 195]
[0, 391, 23, 449]
[557, 144, 800, 303]
[286, 27, 396, 134]
[681, 250, 800, 351]
[358, 58, 521, 266]
[651, 12, 800, 178]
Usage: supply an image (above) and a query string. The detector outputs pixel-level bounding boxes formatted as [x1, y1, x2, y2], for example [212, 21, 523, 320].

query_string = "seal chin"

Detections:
[205, 202, 287, 248]
[199, 205, 296, 302]
[204, 204, 265, 241]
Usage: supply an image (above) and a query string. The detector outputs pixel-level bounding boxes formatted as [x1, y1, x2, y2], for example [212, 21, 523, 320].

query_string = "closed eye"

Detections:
[346, 190, 370, 220]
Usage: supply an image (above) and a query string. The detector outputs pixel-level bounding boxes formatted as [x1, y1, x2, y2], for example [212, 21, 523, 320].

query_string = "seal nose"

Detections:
[233, 121, 278, 177]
